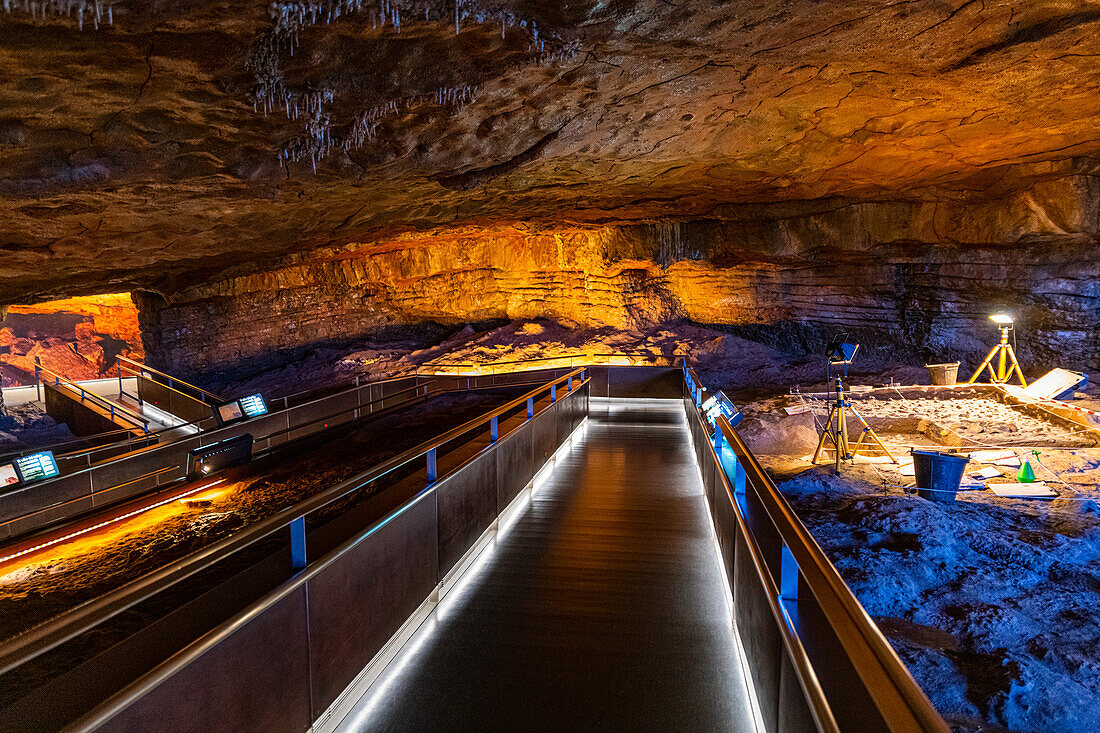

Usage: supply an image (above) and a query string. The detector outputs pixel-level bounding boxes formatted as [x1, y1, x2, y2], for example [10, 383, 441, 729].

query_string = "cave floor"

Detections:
[734, 377, 1100, 733]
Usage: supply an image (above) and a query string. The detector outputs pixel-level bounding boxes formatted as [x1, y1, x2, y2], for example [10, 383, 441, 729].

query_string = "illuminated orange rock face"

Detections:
[1, 294, 143, 386]
[137, 210, 1099, 382]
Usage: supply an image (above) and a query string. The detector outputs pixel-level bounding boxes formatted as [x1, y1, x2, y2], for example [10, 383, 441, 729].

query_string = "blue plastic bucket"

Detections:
[911, 449, 969, 502]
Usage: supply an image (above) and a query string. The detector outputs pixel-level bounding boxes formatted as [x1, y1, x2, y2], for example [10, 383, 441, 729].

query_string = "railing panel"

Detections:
[436, 449, 498, 576]
[305, 490, 439, 716]
[595, 365, 682, 398]
[779, 651, 818, 733]
[88, 440, 192, 494]
[287, 391, 358, 442]
[795, 588, 889, 733]
[712, 481, 737, 600]
[495, 423, 534, 509]
[733, 528, 784, 733]
[529, 401, 558, 467]
[95, 585, 312, 733]
[0, 472, 92, 529]
[136, 375, 213, 425]
[1, 492, 95, 542]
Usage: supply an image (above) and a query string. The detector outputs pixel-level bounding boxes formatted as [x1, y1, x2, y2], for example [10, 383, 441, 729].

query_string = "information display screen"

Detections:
[14, 452, 60, 484]
[238, 393, 268, 419]
[217, 402, 244, 424]
[0, 463, 19, 488]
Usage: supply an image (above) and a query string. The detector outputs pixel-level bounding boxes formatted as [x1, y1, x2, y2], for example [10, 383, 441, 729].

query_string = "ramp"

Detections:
[338, 400, 757, 730]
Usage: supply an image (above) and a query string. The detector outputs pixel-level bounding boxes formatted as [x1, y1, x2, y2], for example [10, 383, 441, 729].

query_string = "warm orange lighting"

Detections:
[0, 479, 226, 570]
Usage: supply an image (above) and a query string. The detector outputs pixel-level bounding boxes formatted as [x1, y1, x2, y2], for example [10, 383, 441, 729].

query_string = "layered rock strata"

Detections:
[137, 191, 1100, 383]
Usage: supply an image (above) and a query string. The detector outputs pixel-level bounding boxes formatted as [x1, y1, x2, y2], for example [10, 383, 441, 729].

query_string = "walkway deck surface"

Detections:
[339, 400, 757, 732]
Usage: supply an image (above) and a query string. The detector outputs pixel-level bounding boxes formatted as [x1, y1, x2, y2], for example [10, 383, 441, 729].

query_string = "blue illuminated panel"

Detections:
[14, 451, 60, 484]
[238, 393, 268, 419]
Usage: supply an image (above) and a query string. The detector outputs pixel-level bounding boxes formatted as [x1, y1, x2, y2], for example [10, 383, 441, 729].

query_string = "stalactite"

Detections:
[1, 0, 114, 28]
[257, 0, 576, 173]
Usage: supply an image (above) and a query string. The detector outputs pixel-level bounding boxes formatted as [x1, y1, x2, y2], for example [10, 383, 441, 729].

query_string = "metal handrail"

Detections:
[252, 371, 569, 452]
[272, 373, 422, 409]
[686, 365, 948, 732]
[420, 351, 677, 373]
[33, 359, 150, 434]
[252, 382, 431, 452]
[1, 375, 434, 473]
[116, 356, 224, 405]
[687, 403, 840, 733]
[0, 367, 587, 674]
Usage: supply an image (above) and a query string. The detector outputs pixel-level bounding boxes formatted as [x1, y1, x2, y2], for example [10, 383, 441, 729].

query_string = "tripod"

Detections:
[967, 324, 1027, 386]
[812, 370, 898, 472]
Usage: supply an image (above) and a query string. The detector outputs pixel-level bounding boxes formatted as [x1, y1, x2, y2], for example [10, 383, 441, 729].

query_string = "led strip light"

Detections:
[0, 479, 226, 567]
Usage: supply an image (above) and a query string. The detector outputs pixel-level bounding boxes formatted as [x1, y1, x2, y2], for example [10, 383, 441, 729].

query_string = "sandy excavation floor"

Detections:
[734, 380, 1100, 733]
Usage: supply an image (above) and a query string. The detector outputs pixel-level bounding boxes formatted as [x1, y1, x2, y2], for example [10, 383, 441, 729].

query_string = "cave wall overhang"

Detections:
[5, 1, 1100, 304]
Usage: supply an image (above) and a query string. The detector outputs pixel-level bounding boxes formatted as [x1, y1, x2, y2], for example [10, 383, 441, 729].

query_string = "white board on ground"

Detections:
[970, 449, 1016, 463]
[1022, 369, 1088, 401]
[989, 482, 1057, 498]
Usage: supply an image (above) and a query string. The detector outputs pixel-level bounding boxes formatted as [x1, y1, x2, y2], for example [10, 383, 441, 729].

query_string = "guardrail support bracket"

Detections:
[780, 545, 799, 603]
[290, 517, 307, 569]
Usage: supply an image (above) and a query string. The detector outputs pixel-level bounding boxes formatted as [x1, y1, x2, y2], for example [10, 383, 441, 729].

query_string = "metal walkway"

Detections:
[338, 400, 757, 731]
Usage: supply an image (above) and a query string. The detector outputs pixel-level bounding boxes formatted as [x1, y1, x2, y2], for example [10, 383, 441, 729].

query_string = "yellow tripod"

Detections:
[812, 374, 898, 472]
[967, 323, 1027, 386]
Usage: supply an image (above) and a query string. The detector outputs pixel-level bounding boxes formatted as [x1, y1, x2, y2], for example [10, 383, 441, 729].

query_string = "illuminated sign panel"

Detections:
[702, 391, 744, 429]
[14, 452, 60, 483]
[238, 393, 268, 419]
[0, 463, 18, 488]
[217, 402, 243, 424]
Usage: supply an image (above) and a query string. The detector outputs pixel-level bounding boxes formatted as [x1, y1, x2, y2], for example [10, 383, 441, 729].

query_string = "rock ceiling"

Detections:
[2, 0, 1100, 304]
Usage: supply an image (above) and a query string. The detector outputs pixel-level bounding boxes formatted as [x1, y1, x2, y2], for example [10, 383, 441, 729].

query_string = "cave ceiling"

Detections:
[2, 0, 1100, 304]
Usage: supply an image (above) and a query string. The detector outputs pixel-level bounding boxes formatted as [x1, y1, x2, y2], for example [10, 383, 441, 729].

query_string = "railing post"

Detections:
[733, 457, 747, 496]
[780, 545, 799, 603]
[550, 384, 557, 403]
[426, 447, 437, 483]
[527, 397, 534, 419]
[490, 416, 498, 443]
[290, 516, 307, 569]
[568, 375, 573, 392]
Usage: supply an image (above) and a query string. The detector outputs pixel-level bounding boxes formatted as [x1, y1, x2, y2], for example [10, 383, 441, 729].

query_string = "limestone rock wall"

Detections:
[137, 185, 1100, 383]
[1, 294, 144, 386]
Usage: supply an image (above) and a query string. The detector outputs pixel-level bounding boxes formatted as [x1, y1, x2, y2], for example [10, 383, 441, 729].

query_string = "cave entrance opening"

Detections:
[1, 292, 144, 391]
[0, 293, 149, 452]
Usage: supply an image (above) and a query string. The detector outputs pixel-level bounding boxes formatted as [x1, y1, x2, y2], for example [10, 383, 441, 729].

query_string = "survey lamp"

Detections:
[990, 313, 1014, 326]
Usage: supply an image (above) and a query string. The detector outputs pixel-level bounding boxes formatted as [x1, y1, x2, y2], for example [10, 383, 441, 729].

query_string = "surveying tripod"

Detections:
[812, 371, 898, 472]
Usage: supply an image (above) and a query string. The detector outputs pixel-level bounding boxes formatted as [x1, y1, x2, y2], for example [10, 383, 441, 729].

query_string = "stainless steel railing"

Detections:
[683, 365, 949, 732]
[0, 367, 588, 675]
[116, 356, 225, 407]
[33, 358, 150, 434]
